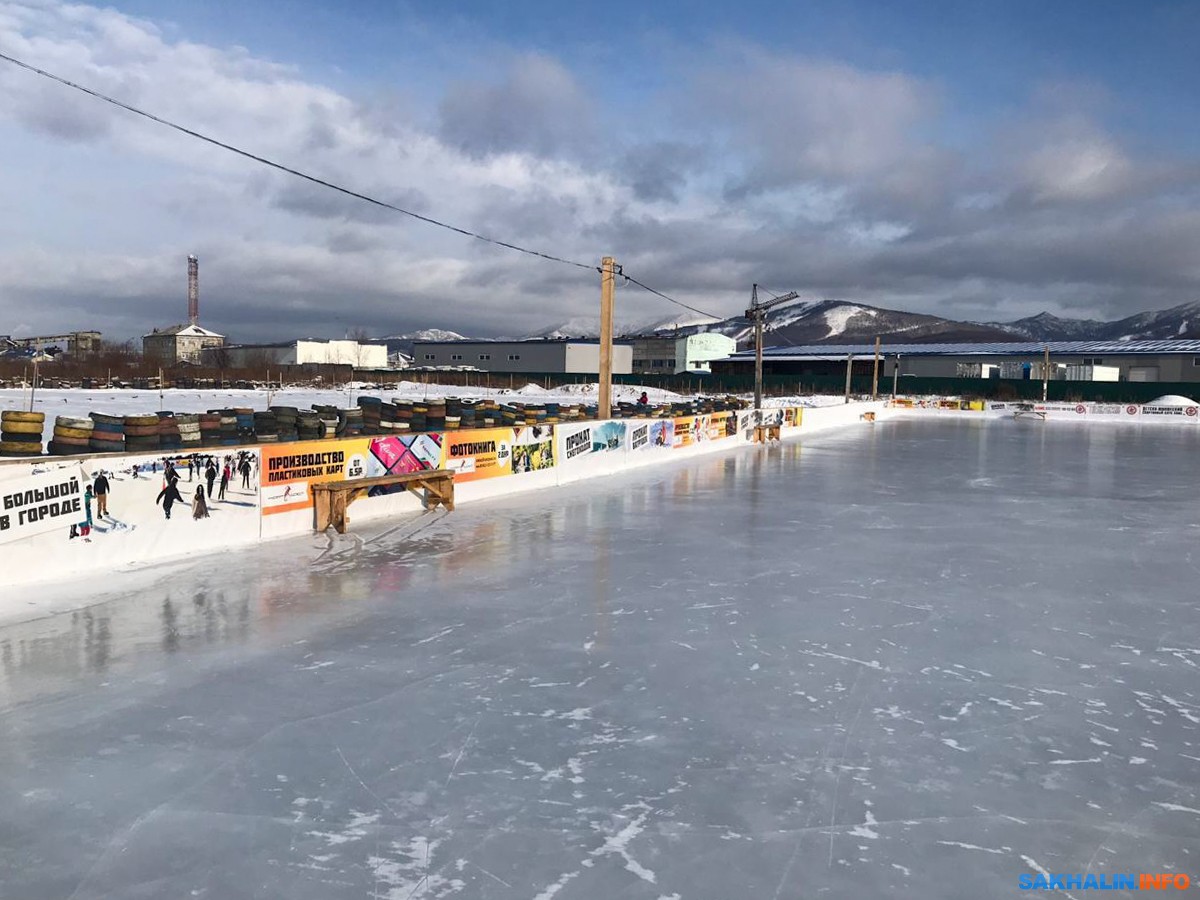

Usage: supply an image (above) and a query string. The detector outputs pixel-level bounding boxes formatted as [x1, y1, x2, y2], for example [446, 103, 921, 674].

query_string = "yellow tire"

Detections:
[53, 426, 94, 440]
[0, 440, 43, 454]
[0, 420, 43, 434]
[1, 410, 45, 423]
[124, 415, 160, 426]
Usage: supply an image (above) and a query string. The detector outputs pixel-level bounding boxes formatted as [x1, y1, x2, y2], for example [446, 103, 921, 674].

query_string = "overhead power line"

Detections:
[0, 50, 594, 271]
[0, 49, 725, 321]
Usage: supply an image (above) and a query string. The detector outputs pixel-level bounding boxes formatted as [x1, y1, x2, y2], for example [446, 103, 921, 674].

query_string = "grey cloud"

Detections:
[437, 53, 595, 159]
[269, 178, 428, 224]
[619, 142, 706, 203]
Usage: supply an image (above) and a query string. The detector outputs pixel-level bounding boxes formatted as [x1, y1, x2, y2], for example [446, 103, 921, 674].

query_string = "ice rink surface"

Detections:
[2, 418, 1199, 898]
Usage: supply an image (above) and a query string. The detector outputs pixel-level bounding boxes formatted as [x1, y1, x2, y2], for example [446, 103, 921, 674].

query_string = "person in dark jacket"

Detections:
[205, 461, 217, 498]
[239, 457, 252, 489]
[218, 465, 230, 501]
[93, 471, 110, 517]
[156, 482, 184, 519]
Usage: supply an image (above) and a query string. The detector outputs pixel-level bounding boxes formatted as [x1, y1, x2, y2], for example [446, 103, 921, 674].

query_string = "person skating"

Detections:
[93, 470, 110, 517]
[239, 457, 252, 489]
[192, 484, 210, 520]
[156, 481, 184, 519]
[205, 461, 217, 498]
[218, 465, 230, 501]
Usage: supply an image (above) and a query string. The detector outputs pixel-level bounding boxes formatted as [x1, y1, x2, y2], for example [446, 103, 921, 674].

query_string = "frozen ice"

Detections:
[2, 418, 1199, 898]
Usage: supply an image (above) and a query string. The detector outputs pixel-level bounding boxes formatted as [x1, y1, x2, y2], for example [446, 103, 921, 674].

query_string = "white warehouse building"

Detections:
[201, 339, 388, 369]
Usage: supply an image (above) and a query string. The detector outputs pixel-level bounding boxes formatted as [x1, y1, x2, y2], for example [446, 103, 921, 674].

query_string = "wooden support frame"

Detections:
[753, 424, 781, 444]
[312, 470, 455, 534]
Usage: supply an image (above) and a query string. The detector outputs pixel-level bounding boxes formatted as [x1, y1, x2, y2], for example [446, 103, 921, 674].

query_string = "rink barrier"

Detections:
[0, 403, 881, 586]
[888, 398, 1200, 422]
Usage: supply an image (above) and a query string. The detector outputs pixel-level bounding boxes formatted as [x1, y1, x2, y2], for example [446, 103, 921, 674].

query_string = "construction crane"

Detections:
[746, 283, 800, 409]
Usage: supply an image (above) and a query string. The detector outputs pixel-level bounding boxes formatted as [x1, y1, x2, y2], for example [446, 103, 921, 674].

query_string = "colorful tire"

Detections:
[56, 416, 93, 430]
[124, 415, 160, 427]
[123, 424, 159, 437]
[89, 440, 126, 453]
[0, 419, 43, 434]
[0, 431, 41, 443]
[51, 433, 90, 447]
[53, 426, 93, 440]
[90, 412, 124, 427]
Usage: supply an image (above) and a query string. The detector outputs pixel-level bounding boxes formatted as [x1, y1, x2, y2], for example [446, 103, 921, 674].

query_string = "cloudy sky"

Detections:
[1, 0, 1199, 342]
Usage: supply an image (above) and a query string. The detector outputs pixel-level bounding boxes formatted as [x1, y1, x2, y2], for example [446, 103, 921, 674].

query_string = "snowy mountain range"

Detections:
[528, 299, 1200, 347]
[381, 300, 1200, 350]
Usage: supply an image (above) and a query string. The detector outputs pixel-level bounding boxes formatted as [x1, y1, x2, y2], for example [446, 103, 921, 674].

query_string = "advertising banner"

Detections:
[591, 421, 627, 452]
[260, 438, 369, 515]
[359, 433, 445, 498]
[442, 428, 513, 481]
[1142, 404, 1199, 420]
[673, 416, 695, 448]
[370, 433, 443, 474]
[628, 419, 674, 452]
[558, 421, 627, 466]
[512, 425, 556, 473]
[0, 466, 86, 545]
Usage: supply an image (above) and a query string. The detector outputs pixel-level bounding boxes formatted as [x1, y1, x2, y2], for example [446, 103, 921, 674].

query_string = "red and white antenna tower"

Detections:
[187, 255, 199, 325]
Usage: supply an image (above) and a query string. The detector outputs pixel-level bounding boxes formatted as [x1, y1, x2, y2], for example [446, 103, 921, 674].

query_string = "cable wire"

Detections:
[621, 274, 723, 321]
[0, 49, 596, 271]
[0, 49, 733, 321]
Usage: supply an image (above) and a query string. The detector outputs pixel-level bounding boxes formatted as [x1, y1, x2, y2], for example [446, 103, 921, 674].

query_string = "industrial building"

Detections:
[143, 254, 228, 366]
[711, 340, 1200, 383]
[629, 332, 738, 375]
[1, 331, 103, 356]
[200, 339, 387, 369]
[142, 323, 226, 366]
[410, 339, 633, 374]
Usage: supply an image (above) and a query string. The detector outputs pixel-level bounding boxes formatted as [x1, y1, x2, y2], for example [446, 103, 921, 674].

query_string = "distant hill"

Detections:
[383, 299, 1200, 354]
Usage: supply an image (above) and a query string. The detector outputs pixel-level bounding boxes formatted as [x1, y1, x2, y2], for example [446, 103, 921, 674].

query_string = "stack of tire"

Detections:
[253, 410, 278, 443]
[296, 410, 325, 441]
[50, 415, 93, 455]
[378, 401, 400, 431]
[89, 413, 125, 453]
[337, 407, 364, 437]
[357, 397, 382, 434]
[426, 402, 447, 431]
[234, 408, 255, 444]
[217, 410, 238, 445]
[270, 406, 299, 442]
[158, 413, 183, 452]
[0, 410, 45, 457]
[199, 413, 222, 447]
[124, 414, 161, 453]
[177, 414, 201, 451]
[314, 406, 340, 438]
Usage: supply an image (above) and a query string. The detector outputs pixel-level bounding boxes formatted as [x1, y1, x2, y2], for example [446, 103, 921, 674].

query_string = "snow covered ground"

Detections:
[2, 417, 1197, 897]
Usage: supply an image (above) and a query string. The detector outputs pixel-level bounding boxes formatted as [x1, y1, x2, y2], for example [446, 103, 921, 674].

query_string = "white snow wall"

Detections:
[0, 403, 886, 589]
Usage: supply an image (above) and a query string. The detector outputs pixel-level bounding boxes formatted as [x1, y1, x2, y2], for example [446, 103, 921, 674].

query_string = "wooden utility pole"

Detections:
[1042, 346, 1050, 402]
[746, 283, 799, 409]
[843, 353, 854, 403]
[892, 354, 901, 399]
[28, 359, 38, 412]
[871, 337, 881, 399]
[599, 256, 616, 419]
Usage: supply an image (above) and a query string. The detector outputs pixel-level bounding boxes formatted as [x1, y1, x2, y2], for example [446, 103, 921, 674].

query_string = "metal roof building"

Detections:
[711, 340, 1200, 383]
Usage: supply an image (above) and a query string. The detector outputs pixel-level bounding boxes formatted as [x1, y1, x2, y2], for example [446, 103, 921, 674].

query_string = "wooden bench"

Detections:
[753, 424, 781, 443]
[312, 470, 455, 533]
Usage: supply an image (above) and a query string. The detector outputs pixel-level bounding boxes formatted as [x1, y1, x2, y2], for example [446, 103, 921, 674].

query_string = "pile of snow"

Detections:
[1149, 394, 1198, 406]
